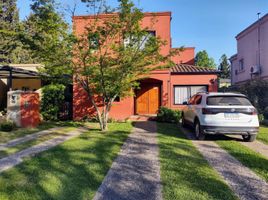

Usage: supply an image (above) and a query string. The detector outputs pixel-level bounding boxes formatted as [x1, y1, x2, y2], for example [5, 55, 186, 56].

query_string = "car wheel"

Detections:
[195, 120, 205, 140]
[181, 115, 187, 128]
[242, 135, 256, 142]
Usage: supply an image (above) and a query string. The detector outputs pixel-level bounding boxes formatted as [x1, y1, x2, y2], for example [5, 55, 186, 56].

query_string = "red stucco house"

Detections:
[72, 12, 219, 120]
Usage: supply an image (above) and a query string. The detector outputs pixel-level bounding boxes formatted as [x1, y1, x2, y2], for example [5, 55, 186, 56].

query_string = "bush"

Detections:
[41, 84, 65, 121]
[264, 107, 268, 120]
[226, 79, 268, 114]
[157, 107, 182, 123]
[0, 121, 15, 132]
[261, 119, 268, 127]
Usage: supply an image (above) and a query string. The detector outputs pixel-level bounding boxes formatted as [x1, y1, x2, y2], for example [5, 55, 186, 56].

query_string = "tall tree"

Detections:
[0, 0, 36, 64]
[74, 0, 176, 131]
[195, 50, 216, 69]
[218, 54, 230, 79]
[23, 0, 73, 84]
[0, 0, 19, 63]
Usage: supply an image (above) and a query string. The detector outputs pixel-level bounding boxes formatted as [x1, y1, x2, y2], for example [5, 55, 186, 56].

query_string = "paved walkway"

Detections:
[181, 127, 268, 200]
[0, 127, 64, 151]
[93, 121, 162, 200]
[0, 127, 86, 173]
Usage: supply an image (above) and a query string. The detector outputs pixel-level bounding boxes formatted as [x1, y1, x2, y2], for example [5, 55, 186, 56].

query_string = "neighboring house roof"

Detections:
[170, 64, 220, 74]
[236, 13, 268, 40]
[0, 65, 39, 78]
[229, 54, 237, 61]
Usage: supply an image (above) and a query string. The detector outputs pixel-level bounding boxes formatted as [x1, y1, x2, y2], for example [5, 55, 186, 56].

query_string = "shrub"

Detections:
[157, 107, 182, 123]
[264, 107, 268, 120]
[0, 121, 15, 132]
[226, 79, 268, 114]
[261, 119, 268, 127]
[41, 84, 65, 121]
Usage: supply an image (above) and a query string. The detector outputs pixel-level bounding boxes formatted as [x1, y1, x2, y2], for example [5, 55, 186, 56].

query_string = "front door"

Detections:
[136, 85, 160, 115]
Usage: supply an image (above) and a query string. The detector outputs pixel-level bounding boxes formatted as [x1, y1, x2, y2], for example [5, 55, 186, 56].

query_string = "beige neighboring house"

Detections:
[230, 13, 268, 85]
[0, 64, 42, 110]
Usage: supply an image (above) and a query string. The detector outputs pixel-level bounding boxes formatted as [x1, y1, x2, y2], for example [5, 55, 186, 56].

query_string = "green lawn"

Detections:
[157, 123, 237, 200]
[0, 127, 76, 159]
[0, 122, 132, 200]
[0, 121, 82, 144]
[216, 140, 268, 182]
[257, 126, 268, 145]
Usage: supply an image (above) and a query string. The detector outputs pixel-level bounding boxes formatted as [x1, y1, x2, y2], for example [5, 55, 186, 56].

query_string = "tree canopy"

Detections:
[0, 0, 33, 64]
[195, 50, 216, 69]
[218, 54, 230, 79]
[22, 0, 74, 84]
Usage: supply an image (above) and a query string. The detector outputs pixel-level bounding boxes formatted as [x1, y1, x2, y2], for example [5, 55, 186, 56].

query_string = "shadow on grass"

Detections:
[0, 123, 132, 200]
[157, 123, 237, 200]
[181, 124, 243, 142]
[216, 140, 268, 182]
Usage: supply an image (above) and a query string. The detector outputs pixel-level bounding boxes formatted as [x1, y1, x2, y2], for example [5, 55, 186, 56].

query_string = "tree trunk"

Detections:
[101, 98, 114, 131]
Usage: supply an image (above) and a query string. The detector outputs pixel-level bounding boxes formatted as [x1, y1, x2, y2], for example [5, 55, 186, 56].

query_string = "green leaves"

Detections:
[218, 54, 230, 79]
[41, 84, 65, 121]
[23, 0, 73, 84]
[195, 50, 216, 69]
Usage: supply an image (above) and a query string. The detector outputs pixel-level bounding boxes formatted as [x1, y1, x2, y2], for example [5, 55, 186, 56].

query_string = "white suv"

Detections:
[181, 92, 259, 142]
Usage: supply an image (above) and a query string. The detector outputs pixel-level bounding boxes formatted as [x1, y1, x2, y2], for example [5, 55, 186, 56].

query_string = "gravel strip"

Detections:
[0, 127, 86, 173]
[93, 121, 162, 200]
[181, 127, 268, 200]
[0, 127, 64, 151]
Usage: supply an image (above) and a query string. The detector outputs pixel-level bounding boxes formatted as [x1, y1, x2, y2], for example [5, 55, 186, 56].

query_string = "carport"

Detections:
[0, 65, 40, 91]
[0, 65, 40, 110]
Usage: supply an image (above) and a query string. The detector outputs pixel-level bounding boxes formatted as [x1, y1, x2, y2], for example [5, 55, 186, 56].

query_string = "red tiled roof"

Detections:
[170, 64, 220, 74]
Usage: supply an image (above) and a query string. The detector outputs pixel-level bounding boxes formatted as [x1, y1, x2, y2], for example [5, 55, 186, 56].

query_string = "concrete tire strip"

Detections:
[0, 127, 87, 173]
[93, 121, 162, 200]
[182, 127, 268, 200]
[0, 127, 65, 151]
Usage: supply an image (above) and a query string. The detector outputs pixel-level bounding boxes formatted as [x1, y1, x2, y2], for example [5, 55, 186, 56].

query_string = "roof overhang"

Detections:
[0, 65, 40, 79]
[170, 64, 220, 75]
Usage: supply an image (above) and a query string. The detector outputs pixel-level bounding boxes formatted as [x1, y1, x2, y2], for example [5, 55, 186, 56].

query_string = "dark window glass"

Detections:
[195, 95, 202, 105]
[114, 96, 120, 102]
[239, 59, 244, 71]
[207, 96, 252, 106]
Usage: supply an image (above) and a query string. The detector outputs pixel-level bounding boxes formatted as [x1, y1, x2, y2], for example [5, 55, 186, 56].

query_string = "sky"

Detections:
[17, 0, 268, 65]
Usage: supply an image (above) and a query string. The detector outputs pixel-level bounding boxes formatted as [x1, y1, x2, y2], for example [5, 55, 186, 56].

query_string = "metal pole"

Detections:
[8, 67, 12, 91]
[257, 13, 261, 71]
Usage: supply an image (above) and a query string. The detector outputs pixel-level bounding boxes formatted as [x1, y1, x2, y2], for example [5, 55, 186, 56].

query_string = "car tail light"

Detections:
[249, 108, 258, 115]
[202, 108, 216, 115]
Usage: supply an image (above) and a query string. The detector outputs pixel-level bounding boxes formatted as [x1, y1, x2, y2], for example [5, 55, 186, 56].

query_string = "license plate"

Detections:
[224, 113, 239, 119]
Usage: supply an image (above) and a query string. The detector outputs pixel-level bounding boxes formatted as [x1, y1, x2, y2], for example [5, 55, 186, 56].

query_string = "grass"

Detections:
[0, 127, 76, 159]
[0, 121, 83, 144]
[216, 140, 268, 182]
[257, 126, 268, 145]
[157, 123, 237, 200]
[0, 122, 132, 200]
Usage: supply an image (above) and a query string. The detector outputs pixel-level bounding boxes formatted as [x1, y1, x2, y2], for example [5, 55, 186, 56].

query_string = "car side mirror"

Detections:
[183, 101, 188, 105]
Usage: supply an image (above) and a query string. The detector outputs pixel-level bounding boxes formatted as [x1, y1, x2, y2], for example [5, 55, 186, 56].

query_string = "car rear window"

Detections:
[207, 96, 252, 106]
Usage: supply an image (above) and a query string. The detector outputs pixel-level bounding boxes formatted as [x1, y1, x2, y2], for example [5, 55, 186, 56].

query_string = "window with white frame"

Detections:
[174, 85, 208, 104]
[124, 31, 156, 49]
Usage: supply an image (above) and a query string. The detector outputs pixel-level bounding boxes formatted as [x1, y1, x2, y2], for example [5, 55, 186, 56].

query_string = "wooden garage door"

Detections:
[136, 85, 160, 115]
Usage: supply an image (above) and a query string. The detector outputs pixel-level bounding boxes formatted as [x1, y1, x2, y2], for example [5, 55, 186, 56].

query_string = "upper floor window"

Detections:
[124, 31, 156, 49]
[239, 59, 244, 71]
